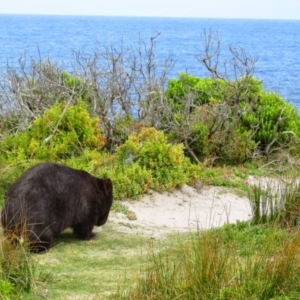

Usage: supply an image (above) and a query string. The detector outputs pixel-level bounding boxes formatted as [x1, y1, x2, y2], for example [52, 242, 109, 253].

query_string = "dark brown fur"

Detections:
[1, 163, 113, 253]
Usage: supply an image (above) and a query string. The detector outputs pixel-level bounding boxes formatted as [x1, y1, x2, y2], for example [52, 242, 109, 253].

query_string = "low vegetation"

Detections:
[114, 179, 300, 300]
[0, 230, 37, 299]
[114, 223, 300, 300]
[1, 31, 300, 298]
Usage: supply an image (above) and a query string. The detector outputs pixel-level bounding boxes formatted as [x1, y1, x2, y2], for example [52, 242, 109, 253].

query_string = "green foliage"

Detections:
[0, 100, 104, 161]
[198, 166, 248, 188]
[112, 114, 144, 150]
[60, 71, 93, 105]
[110, 163, 153, 200]
[165, 73, 300, 164]
[0, 277, 14, 299]
[115, 127, 193, 192]
[164, 75, 263, 164]
[217, 127, 257, 165]
[62, 149, 112, 175]
[166, 73, 225, 108]
[242, 92, 300, 152]
[185, 120, 210, 159]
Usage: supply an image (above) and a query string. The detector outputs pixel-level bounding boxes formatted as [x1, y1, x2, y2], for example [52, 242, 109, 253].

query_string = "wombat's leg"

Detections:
[28, 228, 54, 253]
[73, 223, 96, 240]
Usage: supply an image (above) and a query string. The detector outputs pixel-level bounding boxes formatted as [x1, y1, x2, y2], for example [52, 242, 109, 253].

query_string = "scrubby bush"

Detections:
[115, 127, 194, 192]
[188, 120, 210, 158]
[60, 71, 94, 108]
[165, 73, 225, 109]
[110, 163, 153, 200]
[163, 71, 300, 165]
[162, 75, 263, 164]
[242, 92, 300, 156]
[0, 100, 104, 161]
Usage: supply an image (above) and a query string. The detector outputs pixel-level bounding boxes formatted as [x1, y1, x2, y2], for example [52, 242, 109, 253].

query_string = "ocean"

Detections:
[0, 15, 300, 108]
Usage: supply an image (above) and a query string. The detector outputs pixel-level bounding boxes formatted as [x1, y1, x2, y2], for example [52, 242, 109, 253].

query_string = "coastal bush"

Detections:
[110, 163, 153, 200]
[115, 127, 193, 191]
[242, 92, 300, 157]
[165, 73, 225, 109]
[111, 114, 144, 151]
[188, 120, 210, 158]
[0, 100, 104, 161]
[163, 72, 300, 164]
[60, 71, 92, 102]
[162, 75, 264, 164]
[209, 125, 257, 165]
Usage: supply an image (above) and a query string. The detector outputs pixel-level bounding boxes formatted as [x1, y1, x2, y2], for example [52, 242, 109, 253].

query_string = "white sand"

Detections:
[109, 184, 253, 237]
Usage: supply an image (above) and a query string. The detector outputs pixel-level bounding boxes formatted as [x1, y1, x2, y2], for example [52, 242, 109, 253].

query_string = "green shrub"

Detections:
[242, 92, 300, 154]
[0, 100, 104, 161]
[112, 114, 143, 150]
[216, 127, 257, 164]
[166, 73, 225, 109]
[164, 73, 300, 164]
[164, 75, 265, 165]
[115, 127, 193, 192]
[0, 277, 14, 299]
[183, 119, 210, 159]
[60, 71, 93, 106]
[110, 163, 153, 200]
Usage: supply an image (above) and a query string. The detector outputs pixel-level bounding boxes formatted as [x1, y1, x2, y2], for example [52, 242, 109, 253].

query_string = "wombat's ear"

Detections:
[102, 178, 113, 196]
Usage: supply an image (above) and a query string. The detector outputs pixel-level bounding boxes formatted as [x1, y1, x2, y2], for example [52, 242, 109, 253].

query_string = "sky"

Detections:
[0, 0, 299, 20]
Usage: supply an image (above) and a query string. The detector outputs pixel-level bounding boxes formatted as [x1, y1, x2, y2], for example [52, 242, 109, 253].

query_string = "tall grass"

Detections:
[114, 223, 300, 300]
[0, 225, 37, 299]
[248, 177, 300, 227]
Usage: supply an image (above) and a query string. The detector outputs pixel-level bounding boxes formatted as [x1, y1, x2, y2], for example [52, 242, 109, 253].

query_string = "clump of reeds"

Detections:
[247, 177, 300, 227]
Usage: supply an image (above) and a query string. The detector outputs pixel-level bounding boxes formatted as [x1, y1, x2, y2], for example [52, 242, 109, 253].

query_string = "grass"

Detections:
[25, 222, 150, 299]
[113, 223, 300, 300]
[2, 162, 300, 299]
[0, 231, 37, 299]
[4, 219, 300, 300]
[111, 201, 137, 220]
[2, 202, 300, 299]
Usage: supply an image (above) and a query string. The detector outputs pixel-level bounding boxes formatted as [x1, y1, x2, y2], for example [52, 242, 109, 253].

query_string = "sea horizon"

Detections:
[1, 13, 300, 21]
[0, 14, 299, 108]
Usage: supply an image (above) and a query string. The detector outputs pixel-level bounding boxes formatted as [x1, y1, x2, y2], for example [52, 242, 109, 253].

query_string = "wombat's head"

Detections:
[96, 178, 113, 226]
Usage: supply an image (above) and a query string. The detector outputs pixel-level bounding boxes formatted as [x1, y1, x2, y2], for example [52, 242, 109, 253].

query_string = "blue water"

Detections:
[1, 15, 300, 108]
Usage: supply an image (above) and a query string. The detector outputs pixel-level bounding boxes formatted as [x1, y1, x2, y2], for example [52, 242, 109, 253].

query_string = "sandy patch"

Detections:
[109, 184, 253, 237]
